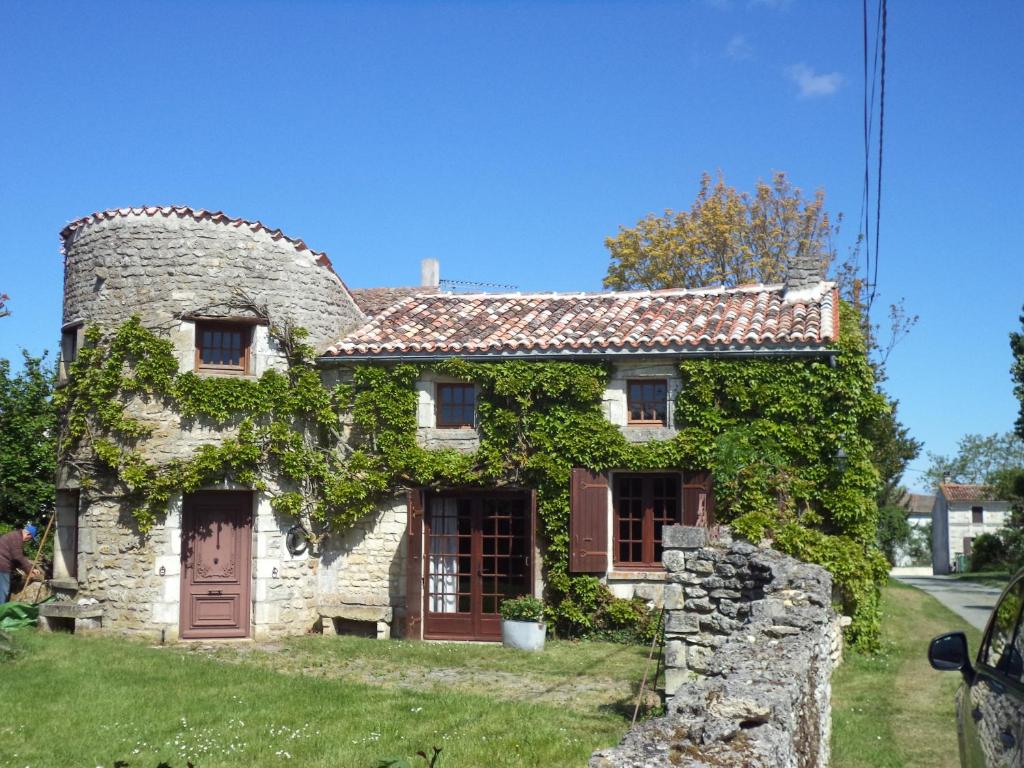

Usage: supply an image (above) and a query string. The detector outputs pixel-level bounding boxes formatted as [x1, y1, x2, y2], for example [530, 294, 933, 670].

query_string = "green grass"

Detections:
[0, 633, 653, 768]
[831, 580, 984, 768]
[952, 570, 1012, 589]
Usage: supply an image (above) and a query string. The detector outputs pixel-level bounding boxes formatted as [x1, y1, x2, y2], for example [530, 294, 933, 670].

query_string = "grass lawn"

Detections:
[0, 632, 652, 768]
[952, 571, 1012, 589]
[831, 580, 984, 768]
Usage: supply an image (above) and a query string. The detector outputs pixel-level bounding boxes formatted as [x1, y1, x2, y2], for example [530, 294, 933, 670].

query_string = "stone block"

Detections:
[662, 583, 684, 611]
[662, 666, 690, 697]
[664, 639, 686, 668]
[256, 559, 281, 579]
[661, 526, 707, 550]
[152, 601, 178, 624]
[664, 611, 700, 635]
[661, 549, 686, 572]
[686, 598, 715, 614]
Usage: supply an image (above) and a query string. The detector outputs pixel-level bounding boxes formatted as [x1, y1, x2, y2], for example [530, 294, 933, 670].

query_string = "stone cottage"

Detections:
[46, 205, 840, 642]
[931, 482, 1011, 574]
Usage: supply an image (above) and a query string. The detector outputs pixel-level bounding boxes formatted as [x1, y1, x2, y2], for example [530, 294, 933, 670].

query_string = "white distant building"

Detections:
[932, 483, 1011, 574]
[893, 492, 933, 567]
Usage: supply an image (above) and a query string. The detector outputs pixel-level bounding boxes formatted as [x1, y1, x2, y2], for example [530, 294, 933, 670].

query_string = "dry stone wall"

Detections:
[592, 526, 841, 768]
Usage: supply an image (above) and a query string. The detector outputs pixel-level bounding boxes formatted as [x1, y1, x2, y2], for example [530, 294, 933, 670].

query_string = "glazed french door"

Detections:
[423, 492, 532, 641]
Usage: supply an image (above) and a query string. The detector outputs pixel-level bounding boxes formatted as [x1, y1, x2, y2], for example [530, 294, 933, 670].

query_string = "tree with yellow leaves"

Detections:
[603, 171, 838, 290]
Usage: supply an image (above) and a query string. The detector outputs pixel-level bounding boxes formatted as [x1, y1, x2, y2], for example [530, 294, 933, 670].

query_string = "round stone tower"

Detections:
[50, 207, 367, 640]
[61, 206, 364, 350]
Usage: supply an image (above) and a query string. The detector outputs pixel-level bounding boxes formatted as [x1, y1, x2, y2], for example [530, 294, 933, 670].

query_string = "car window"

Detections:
[983, 579, 1024, 680]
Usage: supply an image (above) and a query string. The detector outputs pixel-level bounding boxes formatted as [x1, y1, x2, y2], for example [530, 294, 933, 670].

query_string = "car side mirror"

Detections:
[929, 631, 973, 679]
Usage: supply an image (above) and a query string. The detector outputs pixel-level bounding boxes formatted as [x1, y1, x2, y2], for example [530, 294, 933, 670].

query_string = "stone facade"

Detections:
[414, 370, 480, 452]
[54, 209, 366, 639]
[592, 526, 840, 768]
[318, 494, 408, 636]
[602, 359, 681, 443]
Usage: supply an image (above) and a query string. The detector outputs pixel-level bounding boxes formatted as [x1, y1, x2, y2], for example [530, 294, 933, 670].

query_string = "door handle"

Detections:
[207, 589, 223, 595]
[1000, 731, 1016, 750]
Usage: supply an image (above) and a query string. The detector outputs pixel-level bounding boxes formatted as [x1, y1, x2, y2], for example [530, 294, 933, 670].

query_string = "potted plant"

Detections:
[499, 596, 546, 651]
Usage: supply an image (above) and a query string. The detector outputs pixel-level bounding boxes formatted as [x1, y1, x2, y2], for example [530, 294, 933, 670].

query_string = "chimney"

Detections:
[420, 258, 440, 288]
[783, 252, 823, 303]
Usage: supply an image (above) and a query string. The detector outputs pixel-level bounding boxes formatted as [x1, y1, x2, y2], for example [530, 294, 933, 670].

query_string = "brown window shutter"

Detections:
[405, 489, 425, 639]
[683, 471, 714, 527]
[570, 468, 609, 573]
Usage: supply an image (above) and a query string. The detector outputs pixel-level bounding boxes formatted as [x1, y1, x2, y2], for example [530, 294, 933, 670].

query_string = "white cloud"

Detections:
[725, 34, 753, 60]
[787, 63, 843, 98]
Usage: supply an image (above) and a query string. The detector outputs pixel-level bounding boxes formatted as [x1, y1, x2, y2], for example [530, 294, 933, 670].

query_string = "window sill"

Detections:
[608, 569, 667, 581]
[195, 370, 258, 381]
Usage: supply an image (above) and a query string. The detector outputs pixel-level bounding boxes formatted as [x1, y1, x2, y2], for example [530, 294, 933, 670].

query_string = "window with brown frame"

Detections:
[972, 506, 984, 524]
[614, 473, 680, 567]
[436, 383, 476, 428]
[195, 322, 252, 375]
[627, 379, 668, 425]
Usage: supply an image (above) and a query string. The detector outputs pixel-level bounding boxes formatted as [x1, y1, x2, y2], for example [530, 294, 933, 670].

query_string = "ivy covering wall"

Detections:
[58, 302, 888, 650]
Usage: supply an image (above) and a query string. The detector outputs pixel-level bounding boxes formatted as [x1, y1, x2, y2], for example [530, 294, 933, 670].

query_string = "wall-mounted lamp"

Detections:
[272, 567, 279, 579]
[158, 565, 166, 577]
[834, 444, 849, 474]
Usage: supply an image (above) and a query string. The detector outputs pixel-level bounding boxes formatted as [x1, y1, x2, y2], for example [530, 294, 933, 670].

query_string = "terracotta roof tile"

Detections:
[350, 286, 440, 317]
[939, 483, 1001, 503]
[324, 282, 838, 358]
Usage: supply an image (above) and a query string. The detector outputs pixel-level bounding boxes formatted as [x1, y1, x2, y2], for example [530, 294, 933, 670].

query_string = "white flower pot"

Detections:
[501, 619, 546, 651]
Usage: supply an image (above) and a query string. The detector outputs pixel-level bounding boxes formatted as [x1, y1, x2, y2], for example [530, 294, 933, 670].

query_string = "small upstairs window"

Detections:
[627, 380, 667, 426]
[972, 506, 984, 524]
[59, 322, 83, 383]
[436, 383, 476, 428]
[195, 322, 252, 375]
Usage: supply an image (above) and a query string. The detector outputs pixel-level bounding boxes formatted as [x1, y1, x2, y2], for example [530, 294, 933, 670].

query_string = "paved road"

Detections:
[893, 574, 1004, 631]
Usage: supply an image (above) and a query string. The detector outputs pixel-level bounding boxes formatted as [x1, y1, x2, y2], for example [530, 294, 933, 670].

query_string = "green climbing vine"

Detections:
[58, 301, 888, 650]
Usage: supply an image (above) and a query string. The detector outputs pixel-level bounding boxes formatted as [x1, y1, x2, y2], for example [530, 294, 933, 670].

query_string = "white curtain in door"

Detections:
[428, 498, 459, 613]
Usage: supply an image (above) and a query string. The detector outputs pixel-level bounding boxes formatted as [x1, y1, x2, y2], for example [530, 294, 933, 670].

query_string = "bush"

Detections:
[970, 532, 1008, 572]
[499, 596, 545, 622]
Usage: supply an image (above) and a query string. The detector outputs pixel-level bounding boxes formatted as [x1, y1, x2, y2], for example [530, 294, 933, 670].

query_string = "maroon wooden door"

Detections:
[423, 492, 531, 641]
[180, 491, 253, 639]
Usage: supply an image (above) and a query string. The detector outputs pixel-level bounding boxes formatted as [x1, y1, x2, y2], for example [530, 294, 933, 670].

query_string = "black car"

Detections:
[929, 572, 1024, 767]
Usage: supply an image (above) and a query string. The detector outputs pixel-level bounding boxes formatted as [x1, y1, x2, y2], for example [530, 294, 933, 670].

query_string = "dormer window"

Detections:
[195, 322, 252, 375]
[627, 380, 667, 426]
[436, 383, 476, 428]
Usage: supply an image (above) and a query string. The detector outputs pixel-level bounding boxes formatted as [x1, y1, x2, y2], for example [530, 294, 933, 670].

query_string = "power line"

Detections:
[859, 0, 887, 314]
[868, 0, 888, 310]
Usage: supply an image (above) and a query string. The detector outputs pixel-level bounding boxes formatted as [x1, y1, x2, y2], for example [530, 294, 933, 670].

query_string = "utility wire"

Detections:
[861, 0, 871, 301]
[860, 0, 887, 314]
[868, 0, 888, 311]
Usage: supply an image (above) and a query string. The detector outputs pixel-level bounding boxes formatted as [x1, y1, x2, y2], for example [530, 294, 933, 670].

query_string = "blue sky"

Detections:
[1, 1, 1021, 491]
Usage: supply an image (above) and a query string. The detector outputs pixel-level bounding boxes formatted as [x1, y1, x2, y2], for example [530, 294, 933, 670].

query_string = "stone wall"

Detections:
[592, 526, 840, 768]
[55, 209, 367, 638]
[318, 494, 408, 635]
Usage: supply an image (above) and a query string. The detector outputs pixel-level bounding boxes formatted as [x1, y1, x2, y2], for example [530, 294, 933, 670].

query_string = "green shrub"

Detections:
[499, 596, 545, 622]
[971, 532, 1009, 572]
